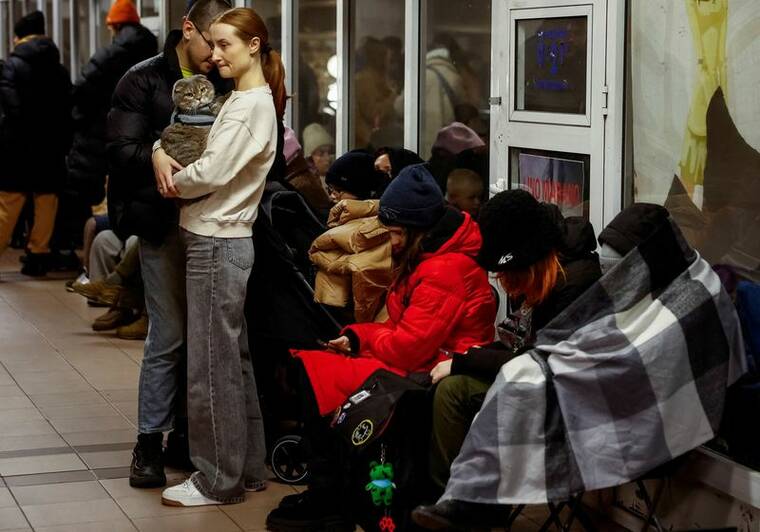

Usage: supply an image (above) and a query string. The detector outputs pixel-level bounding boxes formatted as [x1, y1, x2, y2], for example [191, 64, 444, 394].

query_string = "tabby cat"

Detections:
[161, 75, 229, 167]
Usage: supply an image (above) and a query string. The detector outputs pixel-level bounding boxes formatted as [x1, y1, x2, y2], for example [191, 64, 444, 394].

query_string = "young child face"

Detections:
[447, 181, 484, 219]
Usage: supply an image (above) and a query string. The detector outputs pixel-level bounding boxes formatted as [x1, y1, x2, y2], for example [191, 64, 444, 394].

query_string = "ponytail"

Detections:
[262, 49, 286, 121]
[213, 7, 288, 120]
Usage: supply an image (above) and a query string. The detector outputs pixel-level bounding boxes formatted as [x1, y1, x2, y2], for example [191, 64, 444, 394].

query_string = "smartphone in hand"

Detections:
[317, 339, 353, 356]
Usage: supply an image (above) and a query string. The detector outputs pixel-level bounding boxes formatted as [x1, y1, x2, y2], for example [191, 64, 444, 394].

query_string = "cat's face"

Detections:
[172, 75, 216, 113]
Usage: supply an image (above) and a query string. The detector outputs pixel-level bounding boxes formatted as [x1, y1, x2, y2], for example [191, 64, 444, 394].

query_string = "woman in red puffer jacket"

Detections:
[296, 164, 496, 415]
[267, 163, 496, 531]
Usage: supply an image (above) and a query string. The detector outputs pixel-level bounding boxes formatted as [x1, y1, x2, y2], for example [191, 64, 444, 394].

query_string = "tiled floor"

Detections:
[0, 250, 300, 531]
[0, 249, 628, 532]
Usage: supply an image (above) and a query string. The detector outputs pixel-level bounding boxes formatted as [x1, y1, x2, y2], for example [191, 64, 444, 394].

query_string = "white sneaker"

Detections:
[161, 479, 222, 507]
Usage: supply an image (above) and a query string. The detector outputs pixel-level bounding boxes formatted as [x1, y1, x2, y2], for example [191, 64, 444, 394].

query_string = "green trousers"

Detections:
[429, 374, 491, 492]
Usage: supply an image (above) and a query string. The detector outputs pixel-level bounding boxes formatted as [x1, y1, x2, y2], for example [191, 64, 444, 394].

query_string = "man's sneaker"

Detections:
[164, 430, 194, 472]
[161, 478, 222, 507]
[116, 313, 148, 340]
[129, 433, 166, 488]
[92, 307, 136, 332]
[66, 271, 89, 292]
[266, 489, 354, 531]
[72, 278, 122, 305]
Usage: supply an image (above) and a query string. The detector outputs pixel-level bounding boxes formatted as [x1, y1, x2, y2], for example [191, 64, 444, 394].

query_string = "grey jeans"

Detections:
[182, 229, 267, 503]
[89, 230, 138, 281]
[137, 227, 187, 434]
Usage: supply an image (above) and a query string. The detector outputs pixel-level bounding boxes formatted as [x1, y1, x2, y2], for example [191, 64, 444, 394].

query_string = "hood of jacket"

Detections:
[12, 36, 60, 65]
[544, 204, 598, 264]
[327, 199, 380, 227]
[421, 207, 482, 260]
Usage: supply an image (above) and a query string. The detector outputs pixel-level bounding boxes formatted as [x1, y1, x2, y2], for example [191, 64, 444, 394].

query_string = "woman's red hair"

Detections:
[497, 250, 564, 307]
[213, 8, 287, 120]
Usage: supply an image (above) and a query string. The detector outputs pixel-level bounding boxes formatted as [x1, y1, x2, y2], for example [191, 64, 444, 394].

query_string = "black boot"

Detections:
[266, 489, 354, 532]
[20, 253, 50, 277]
[129, 433, 166, 488]
[164, 429, 194, 471]
[412, 499, 513, 531]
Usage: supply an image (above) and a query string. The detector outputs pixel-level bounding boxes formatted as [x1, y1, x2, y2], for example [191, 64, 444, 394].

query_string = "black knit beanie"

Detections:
[379, 164, 445, 228]
[598, 203, 670, 256]
[477, 189, 562, 271]
[385, 148, 424, 178]
[324, 151, 382, 200]
[14, 11, 45, 39]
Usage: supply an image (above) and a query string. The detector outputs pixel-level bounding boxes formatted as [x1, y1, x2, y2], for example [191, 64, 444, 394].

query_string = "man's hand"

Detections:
[152, 147, 183, 198]
[430, 359, 452, 385]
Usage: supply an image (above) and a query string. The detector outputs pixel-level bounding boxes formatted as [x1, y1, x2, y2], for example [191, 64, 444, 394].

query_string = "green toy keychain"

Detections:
[365, 460, 396, 506]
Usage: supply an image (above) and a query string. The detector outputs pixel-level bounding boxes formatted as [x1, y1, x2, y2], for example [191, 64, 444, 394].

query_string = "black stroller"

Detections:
[245, 182, 342, 484]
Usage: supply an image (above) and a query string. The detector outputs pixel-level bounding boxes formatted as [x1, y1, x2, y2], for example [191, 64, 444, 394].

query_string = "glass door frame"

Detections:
[490, 0, 625, 234]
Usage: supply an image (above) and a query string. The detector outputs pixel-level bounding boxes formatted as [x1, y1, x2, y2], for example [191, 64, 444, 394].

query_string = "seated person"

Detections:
[427, 189, 601, 495]
[413, 203, 747, 531]
[266, 164, 497, 531]
[373, 146, 424, 180]
[282, 126, 333, 216]
[325, 151, 385, 204]
[445, 168, 484, 219]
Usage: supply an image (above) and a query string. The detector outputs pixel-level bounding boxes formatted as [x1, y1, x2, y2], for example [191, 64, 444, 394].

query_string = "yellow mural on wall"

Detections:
[678, 0, 727, 199]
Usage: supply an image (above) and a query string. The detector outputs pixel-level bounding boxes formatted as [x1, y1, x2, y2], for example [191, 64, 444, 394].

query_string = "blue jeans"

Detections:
[137, 228, 187, 434]
[182, 230, 267, 503]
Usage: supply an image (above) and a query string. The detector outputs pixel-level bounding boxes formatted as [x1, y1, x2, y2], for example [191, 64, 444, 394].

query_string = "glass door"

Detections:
[490, 0, 617, 235]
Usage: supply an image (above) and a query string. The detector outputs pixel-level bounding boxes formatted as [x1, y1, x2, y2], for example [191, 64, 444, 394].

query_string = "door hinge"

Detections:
[489, 96, 502, 106]
[601, 85, 609, 115]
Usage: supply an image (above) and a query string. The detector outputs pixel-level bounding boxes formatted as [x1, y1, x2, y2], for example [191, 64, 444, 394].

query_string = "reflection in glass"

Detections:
[419, 0, 491, 159]
[515, 16, 587, 114]
[297, 0, 336, 181]
[348, 0, 404, 151]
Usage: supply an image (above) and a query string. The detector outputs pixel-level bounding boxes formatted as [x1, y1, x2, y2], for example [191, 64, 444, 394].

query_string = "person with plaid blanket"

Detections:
[413, 201, 747, 530]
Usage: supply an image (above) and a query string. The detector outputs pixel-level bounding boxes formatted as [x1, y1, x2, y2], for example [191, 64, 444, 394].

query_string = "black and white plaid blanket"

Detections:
[442, 218, 746, 504]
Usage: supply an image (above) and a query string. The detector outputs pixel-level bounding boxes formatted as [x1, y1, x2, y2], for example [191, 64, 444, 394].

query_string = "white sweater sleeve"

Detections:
[172, 114, 264, 200]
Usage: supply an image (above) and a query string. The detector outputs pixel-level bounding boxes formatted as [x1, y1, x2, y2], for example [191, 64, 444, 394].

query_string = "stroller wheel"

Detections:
[271, 435, 309, 484]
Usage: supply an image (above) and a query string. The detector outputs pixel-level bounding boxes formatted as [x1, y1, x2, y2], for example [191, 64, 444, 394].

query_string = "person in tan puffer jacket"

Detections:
[309, 198, 392, 323]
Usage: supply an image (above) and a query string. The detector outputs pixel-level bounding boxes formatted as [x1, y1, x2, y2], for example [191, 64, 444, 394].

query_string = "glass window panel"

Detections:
[140, 0, 159, 18]
[348, 0, 404, 151]
[514, 16, 587, 114]
[627, 0, 760, 468]
[297, 0, 336, 180]
[419, 0, 491, 160]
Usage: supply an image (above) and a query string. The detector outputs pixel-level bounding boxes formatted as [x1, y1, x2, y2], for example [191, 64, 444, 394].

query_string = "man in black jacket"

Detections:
[0, 11, 72, 276]
[106, 0, 232, 489]
[59, 0, 157, 254]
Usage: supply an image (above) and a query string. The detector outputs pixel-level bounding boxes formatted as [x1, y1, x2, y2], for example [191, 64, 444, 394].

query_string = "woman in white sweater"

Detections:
[151, 7, 286, 507]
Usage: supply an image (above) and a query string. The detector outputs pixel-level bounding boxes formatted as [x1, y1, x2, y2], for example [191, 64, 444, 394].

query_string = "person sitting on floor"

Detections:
[266, 163, 497, 531]
[413, 202, 747, 531]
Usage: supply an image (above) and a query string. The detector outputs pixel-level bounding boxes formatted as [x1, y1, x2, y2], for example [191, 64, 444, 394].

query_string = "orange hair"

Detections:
[213, 8, 287, 120]
[497, 250, 564, 307]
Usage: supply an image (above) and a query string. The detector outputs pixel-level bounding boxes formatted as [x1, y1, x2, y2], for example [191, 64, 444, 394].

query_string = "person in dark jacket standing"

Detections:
[0, 11, 72, 276]
[423, 189, 602, 497]
[106, 0, 232, 489]
[59, 0, 157, 254]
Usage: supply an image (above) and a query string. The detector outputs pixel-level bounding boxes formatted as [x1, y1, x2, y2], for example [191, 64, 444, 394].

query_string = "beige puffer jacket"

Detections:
[309, 199, 393, 323]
